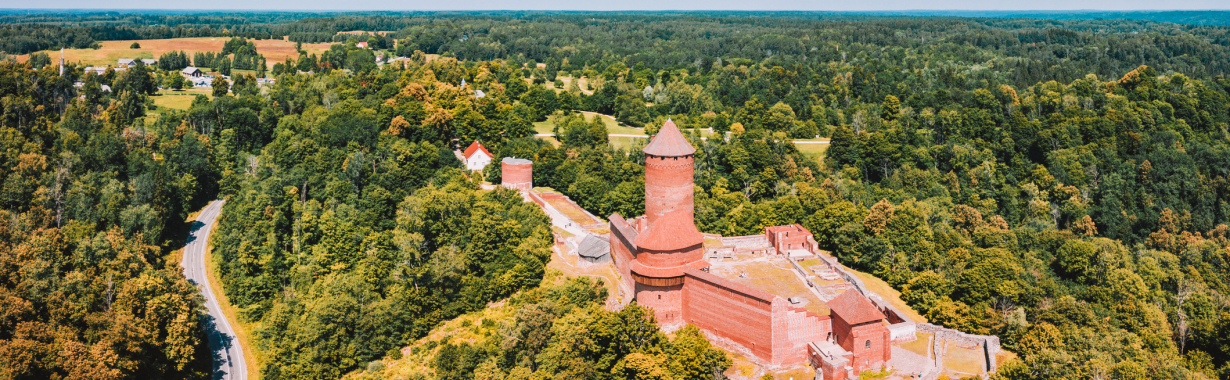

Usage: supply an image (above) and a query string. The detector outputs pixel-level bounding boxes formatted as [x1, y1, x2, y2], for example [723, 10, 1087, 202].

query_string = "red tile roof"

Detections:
[463, 140, 491, 160]
[634, 210, 703, 253]
[642, 119, 696, 157]
[828, 290, 886, 325]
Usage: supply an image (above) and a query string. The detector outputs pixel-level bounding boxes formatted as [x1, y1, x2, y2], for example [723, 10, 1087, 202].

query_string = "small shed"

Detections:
[576, 234, 610, 263]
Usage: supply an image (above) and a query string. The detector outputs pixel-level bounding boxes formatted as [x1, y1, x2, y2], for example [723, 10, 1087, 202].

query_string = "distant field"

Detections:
[794, 140, 829, 165]
[16, 37, 333, 68]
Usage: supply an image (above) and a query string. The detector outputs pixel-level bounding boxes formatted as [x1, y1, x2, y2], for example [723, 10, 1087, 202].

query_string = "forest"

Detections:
[0, 10, 1229, 380]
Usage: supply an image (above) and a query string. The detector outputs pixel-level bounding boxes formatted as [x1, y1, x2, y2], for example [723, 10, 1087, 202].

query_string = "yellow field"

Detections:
[794, 141, 829, 166]
[941, 342, 988, 377]
[900, 332, 934, 358]
[17, 37, 333, 68]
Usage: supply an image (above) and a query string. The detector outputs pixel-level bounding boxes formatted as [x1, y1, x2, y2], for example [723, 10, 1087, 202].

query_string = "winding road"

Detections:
[181, 200, 247, 380]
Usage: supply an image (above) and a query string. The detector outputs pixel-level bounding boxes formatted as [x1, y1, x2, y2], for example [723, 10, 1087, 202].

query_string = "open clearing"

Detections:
[151, 88, 213, 113]
[17, 37, 333, 68]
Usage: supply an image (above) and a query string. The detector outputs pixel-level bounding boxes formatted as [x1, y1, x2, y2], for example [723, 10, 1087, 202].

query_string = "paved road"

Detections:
[181, 200, 247, 380]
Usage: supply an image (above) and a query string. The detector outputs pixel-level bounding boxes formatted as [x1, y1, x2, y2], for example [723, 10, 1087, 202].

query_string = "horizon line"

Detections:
[3, 8, 1230, 12]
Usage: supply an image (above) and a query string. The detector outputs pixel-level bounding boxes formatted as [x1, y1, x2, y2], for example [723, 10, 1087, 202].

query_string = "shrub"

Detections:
[130, 42, 141, 49]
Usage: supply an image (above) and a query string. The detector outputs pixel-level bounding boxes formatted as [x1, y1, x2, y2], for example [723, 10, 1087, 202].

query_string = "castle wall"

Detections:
[719, 234, 772, 252]
[681, 268, 776, 362]
[774, 306, 831, 365]
[609, 216, 638, 300]
[636, 282, 684, 326]
[644, 155, 694, 226]
[679, 268, 834, 366]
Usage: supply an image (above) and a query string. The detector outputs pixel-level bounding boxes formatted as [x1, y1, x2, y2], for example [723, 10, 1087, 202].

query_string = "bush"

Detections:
[130, 42, 141, 49]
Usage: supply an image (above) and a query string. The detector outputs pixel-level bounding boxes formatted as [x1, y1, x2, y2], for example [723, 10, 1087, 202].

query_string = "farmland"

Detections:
[17, 37, 333, 68]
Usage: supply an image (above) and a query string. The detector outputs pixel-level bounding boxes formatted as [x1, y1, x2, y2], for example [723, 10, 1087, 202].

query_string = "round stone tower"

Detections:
[628, 119, 705, 326]
[643, 119, 696, 226]
[500, 157, 533, 192]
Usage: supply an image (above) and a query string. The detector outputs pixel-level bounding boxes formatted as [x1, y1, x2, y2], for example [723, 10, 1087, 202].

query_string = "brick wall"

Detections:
[680, 268, 834, 366]
[833, 316, 891, 374]
[681, 269, 775, 361]
[773, 305, 831, 365]
[609, 216, 638, 300]
[637, 282, 684, 326]
[644, 155, 694, 226]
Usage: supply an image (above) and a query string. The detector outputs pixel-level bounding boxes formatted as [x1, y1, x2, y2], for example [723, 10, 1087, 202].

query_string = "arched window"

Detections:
[865, 340, 871, 350]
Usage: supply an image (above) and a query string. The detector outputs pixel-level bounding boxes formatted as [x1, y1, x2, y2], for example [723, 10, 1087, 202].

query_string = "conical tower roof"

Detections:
[642, 119, 696, 157]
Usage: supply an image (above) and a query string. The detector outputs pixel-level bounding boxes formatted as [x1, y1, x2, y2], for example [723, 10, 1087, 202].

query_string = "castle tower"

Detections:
[642, 119, 695, 226]
[59, 48, 65, 77]
[613, 119, 705, 326]
[500, 157, 533, 193]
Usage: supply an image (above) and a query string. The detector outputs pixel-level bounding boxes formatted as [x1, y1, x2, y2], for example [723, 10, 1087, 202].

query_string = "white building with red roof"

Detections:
[462, 140, 493, 172]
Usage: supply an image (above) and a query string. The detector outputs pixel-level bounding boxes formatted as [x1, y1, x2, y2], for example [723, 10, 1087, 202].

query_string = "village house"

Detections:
[462, 141, 492, 172]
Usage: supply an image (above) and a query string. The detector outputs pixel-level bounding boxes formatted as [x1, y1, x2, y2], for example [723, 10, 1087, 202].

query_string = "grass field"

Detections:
[17, 37, 332, 68]
[942, 342, 989, 377]
[609, 136, 648, 151]
[545, 198, 600, 225]
[794, 141, 829, 165]
[900, 332, 934, 358]
[151, 88, 213, 113]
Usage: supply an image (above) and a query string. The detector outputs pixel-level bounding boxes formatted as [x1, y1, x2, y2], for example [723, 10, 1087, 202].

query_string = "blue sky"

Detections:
[6, 0, 1227, 11]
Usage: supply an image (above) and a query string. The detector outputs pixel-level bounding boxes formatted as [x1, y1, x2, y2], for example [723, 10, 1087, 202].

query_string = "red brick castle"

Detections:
[609, 120, 894, 377]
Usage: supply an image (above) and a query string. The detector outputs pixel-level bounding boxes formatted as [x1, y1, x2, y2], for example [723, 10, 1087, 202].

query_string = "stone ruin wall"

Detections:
[718, 234, 772, 252]
[916, 322, 1001, 373]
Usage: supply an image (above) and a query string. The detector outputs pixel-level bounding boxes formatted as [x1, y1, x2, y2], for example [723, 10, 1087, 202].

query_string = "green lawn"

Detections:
[532, 119, 556, 135]
[150, 88, 213, 113]
[609, 136, 647, 151]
